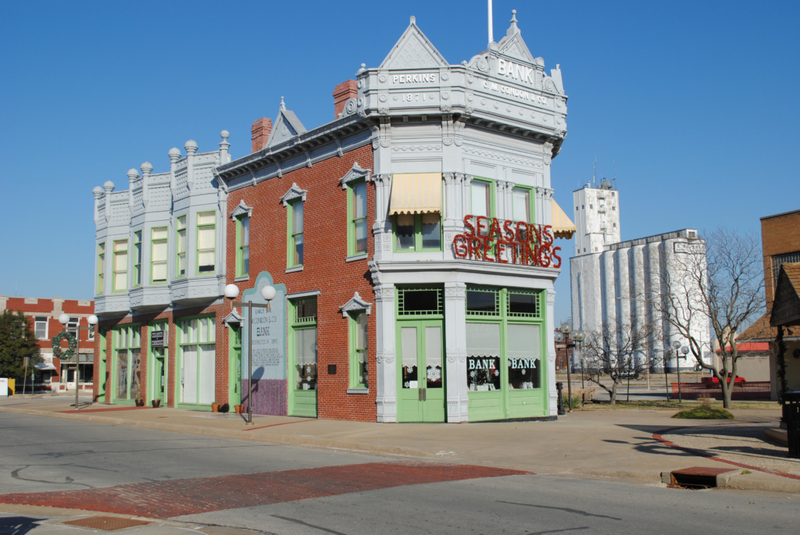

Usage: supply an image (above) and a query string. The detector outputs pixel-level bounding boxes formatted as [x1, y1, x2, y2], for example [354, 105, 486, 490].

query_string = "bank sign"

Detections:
[453, 215, 562, 268]
[242, 272, 288, 380]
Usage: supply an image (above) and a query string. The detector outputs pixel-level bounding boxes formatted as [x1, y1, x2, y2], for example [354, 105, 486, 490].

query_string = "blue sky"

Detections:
[1, 0, 798, 323]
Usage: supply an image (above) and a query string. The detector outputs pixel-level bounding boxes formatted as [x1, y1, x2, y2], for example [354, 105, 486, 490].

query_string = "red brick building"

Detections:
[0, 295, 95, 391]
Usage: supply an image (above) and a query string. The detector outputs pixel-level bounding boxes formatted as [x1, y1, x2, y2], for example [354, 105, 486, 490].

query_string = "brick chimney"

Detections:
[251, 118, 272, 153]
[333, 80, 358, 119]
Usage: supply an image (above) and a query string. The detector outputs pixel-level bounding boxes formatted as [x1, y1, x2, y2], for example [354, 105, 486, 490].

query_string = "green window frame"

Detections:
[393, 213, 442, 252]
[113, 324, 141, 402]
[176, 315, 216, 407]
[96, 242, 105, 295]
[470, 178, 495, 218]
[112, 239, 128, 293]
[176, 215, 187, 278]
[349, 311, 368, 388]
[348, 180, 368, 257]
[132, 230, 142, 287]
[289, 297, 317, 390]
[512, 185, 534, 223]
[150, 226, 168, 284]
[235, 215, 250, 277]
[287, 200, 304, 268]
[196, 211, 216, 275]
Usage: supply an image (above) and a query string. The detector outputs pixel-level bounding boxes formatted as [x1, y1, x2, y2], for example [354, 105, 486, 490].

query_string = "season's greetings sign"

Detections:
[453, 215, 562, 268]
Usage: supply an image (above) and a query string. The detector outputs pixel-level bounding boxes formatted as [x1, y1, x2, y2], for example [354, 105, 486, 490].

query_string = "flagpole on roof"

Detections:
[488, 0, 494, 44]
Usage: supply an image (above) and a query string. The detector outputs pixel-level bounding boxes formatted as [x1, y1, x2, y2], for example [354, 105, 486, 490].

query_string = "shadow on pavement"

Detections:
[0, 515, 46, 535]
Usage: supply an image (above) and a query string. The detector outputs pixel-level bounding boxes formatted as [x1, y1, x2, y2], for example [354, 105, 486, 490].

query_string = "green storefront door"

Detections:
[151, 349, 167, 404]
[397, 320, 445, 422]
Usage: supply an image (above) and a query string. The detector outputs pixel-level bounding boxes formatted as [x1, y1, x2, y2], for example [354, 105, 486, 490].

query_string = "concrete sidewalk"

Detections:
[2, 395, 798, 495]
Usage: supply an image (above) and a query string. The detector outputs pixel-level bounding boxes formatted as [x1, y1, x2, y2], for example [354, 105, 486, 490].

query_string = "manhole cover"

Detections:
[63, 516, 151, 530]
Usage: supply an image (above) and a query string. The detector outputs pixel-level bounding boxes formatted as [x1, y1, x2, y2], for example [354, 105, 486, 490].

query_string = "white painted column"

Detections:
[444, 282, 468, 422]
[546, 288, 558, 416]
[374, 283, 397, 422]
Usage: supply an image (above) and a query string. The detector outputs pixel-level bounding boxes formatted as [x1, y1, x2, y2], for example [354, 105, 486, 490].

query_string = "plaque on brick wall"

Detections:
[150, 330, 165, 348]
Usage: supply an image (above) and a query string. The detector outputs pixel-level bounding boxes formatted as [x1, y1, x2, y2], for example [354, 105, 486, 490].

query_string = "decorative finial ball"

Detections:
[103, 180, 115, 191]
[168, 147, 181, 159]
[93, 186, 104, 195]
[127, 168, 139, 179]
[220, 130, 230, 140]
[141, 161, 153, 174]
[184, 139, 198, 152]
[410, 15, 416, 24]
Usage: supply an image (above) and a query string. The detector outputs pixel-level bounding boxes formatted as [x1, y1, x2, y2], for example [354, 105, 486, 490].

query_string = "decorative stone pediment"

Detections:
[280, 183, 307, 206]
[496, 10, 536, 64]
[223, 308, 242, 326]
[266, 97, 308, 149]
[379, 16, 448, 70]
[338, 162, 372, 190]
[230, 200, 253, 220]
[340, 291, 373, 318]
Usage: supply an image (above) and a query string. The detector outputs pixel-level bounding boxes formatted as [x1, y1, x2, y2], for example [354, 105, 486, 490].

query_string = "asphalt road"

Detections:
[1, 412, 798, 535]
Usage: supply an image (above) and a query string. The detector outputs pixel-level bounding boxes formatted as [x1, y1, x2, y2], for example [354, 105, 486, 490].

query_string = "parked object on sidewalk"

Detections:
[234, 404, 244, 415]
[151, 399, 161, 408]
[134, 397, 144, 407]
[211, 402, 220, 413]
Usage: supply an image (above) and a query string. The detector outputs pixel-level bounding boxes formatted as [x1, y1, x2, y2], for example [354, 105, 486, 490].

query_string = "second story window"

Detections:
[97, 242, 105, 295]
[289, 201, 304, 267]
[113, 240, 128, 292]
[66, 318, 79, 340]
[133, 231, 142, 287]
[389, 173, 442, 253]
[349, 181, 368, 256]
[176, 215, 187, 278]
[34, 317, 48, 339]
[151, 227, 168, 284]
[471, 179, 492, 218]
[236, 216, 250, 277]
[197, 212, 216, 274]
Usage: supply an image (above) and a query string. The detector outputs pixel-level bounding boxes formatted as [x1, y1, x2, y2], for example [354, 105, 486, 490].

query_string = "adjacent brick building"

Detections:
[0, 295, 95, 391]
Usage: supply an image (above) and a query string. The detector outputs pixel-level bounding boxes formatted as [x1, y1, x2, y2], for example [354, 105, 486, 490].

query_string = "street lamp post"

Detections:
[678, 345, 690, 403]
[59, 314, 98, 410]
[667, 340, 680, 402]
[560, 322, 585, 412]
[228, 283, 276, 425]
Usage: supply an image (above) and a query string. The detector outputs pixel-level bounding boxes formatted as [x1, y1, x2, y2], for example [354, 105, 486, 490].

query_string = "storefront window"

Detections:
[401, 327, 418, 388]
[466, 323, 501, 391]
[114, 325, 141, 401]
[178, 316, 216, 405]
[397, 287, 443, 316]
[507, 324, 541, 389]
[466, 287, 499, 316]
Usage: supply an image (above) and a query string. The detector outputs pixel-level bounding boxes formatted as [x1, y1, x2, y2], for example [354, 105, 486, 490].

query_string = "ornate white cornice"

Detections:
[339, 291, 373, 318]
[280, 183, 308, 206]
[338, 162, 372, 190]
[230, 200, 253, 220]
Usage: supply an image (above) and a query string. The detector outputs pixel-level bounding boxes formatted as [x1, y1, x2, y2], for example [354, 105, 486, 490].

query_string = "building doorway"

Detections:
[397, 319, 445, 422]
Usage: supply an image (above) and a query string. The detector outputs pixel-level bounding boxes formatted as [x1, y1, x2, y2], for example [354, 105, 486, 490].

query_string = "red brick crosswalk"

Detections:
[0, 462, 529, 518]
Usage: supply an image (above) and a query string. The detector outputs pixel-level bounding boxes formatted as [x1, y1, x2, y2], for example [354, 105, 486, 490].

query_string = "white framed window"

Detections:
[176, 215, 187, 278]
[197, 211, 216, 274]
[113, 240, 128, 292]
[34, 317, 48, 339]
[151, 227, 168, 284]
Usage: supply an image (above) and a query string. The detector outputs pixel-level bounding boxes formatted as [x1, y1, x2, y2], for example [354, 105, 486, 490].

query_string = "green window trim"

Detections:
[347, 180, 368, 258]
[112, 239, 129, 293]
[287, 200, 304, 268]
[175, 314, 217, 408]
[235, 215, 250, 277]
[511, 185, 535, 224]
[196, 211, 216, 276]
[288, 296, 318, 417]
[396, 286, 444, 318]
[150, 226, 169, 285]
[176, 215, 187, 279]
[97, 242, 105, 295]
[146, 321, 169, 405]
[112, 324, 142, 403]
[132, 230, 142, 288]
[470, 177, 495, 219]
[392, 213, 443, 252]
[349, 311, 368, 388]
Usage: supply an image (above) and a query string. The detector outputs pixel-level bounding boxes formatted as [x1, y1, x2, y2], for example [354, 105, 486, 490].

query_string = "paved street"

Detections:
[1, 407, 799, 534]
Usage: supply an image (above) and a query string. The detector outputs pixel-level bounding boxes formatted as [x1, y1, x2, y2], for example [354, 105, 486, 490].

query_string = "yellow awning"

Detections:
[551, 199, 576, 239]
[389, 173, 442, 215]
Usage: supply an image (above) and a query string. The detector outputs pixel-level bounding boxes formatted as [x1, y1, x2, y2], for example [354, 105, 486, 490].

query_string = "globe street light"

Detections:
[667, 340, 681, 402]
[679, 345, 690, 403]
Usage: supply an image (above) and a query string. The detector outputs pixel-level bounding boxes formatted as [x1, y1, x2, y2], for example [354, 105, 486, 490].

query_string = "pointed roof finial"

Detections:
[410, 15, 416, 25]
[280, 96, 286, 111]
[510, 9, 518, 30]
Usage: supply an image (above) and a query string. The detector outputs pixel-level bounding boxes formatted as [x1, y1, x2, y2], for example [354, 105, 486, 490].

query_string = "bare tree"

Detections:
[655, 229, 764, 408]
[581, 319, 659, 404]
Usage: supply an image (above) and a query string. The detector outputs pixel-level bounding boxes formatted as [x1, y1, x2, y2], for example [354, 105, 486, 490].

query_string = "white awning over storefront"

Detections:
[389, 173, 442, 215]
